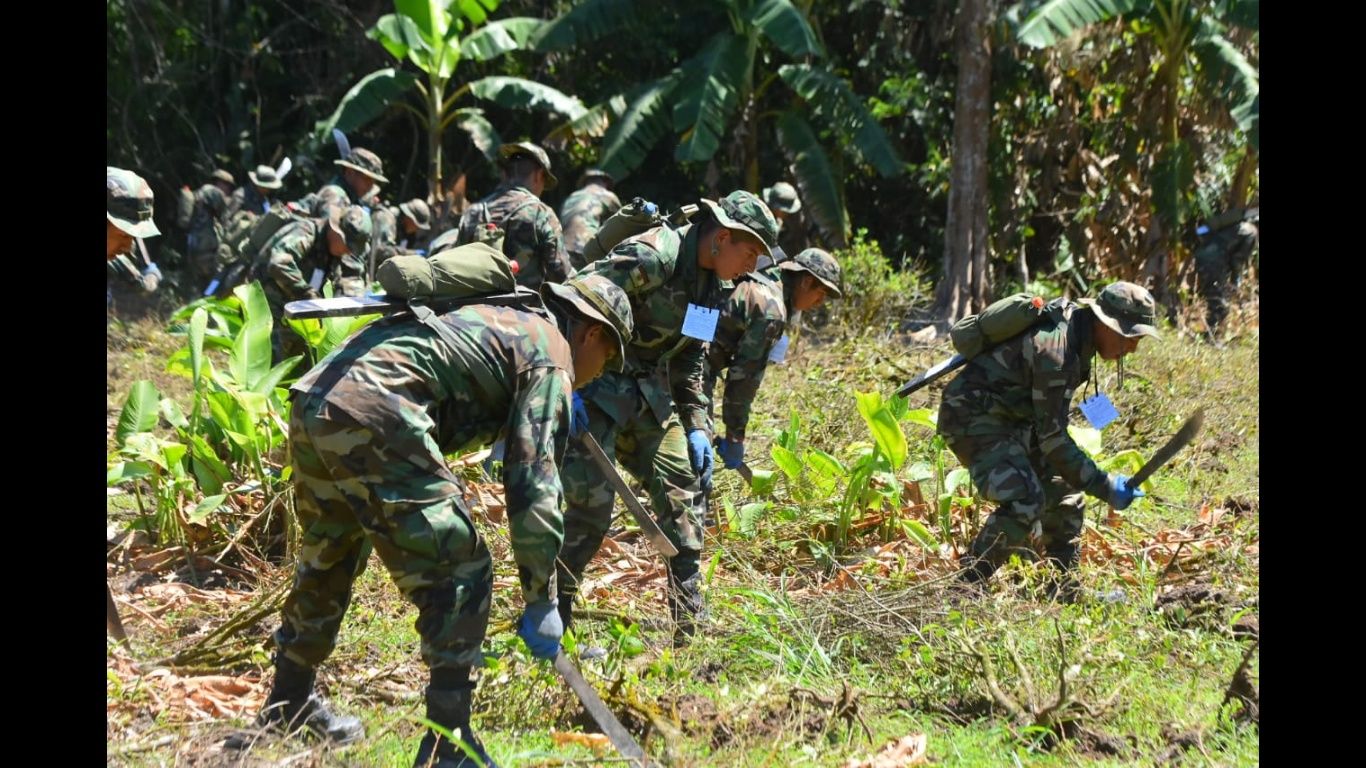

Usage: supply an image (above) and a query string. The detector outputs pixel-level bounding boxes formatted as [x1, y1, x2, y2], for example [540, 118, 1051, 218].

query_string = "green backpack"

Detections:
[376, 242, 518, 300]
[949, 293, 1062, 358]
[581, 197, 698, 264]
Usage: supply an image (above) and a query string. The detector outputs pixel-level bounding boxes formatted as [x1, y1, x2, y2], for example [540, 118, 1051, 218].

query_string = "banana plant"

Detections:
[533, 0, 902, 248]
[1017, 0, 1259, 256]
[315, 0, 587, 199]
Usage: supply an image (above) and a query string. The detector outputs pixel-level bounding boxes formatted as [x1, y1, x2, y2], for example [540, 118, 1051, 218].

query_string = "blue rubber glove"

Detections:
[714, 435, 745, 470]
[687, 429, 714, 492]
[140, 262, 162, 292]
[517, 601, 563, 660]
[570, 392, 589, 438]
[1105, 473, 1145, 510]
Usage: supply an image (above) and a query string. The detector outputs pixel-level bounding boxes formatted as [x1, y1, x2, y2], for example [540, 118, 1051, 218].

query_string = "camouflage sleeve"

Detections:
[370, 208, 400, 266]
[602, 190, 622, 217]
[537, 208, 572, 284]
[574, 236, 670, 297]
[264, 227, 317, 299]
[671, 340, 710, 433]
[501, 365, 572, 605]
[722, 312, 785, 439]
[313, 186, 347, 221]
[1029, 335, 1110, 498]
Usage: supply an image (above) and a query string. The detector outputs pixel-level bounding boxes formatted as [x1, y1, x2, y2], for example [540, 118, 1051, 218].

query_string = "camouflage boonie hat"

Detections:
[329, 205, 373, 255]
[107, 166, 161, 238]
[334, 147, 389, 184]
[780, 247, 843, 298]
[1080, 281, 1160, 340]
[499, 141, 558, 191]
[699, 190, 779, 258]
[398, 199, 432, 231]
[211, 169, 235, 187]
[579, 167, 614, 186]
[542, 274, 634, 373]
[248, 165, 283, 190]
[762, 181, 801, 215]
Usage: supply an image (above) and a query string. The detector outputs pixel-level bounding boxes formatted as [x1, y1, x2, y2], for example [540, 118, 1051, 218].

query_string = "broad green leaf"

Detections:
[254, 357, 303, 396]
[779, 64, 903, 177]
[776, 110, 848, 248]
[1069, 424, 1104, 457]
[805, 448, 848, 494]
[600, 77, 678, 178]
[771, 444, 803, 482]
[542, 96, 627, 151]
[160, 398, 189, 430]
[189, 436, 231, 495]
[313, 68, 421, 146]
[855, 391, 907, 470]
[188, 494, 228, 526]
[116, 381, 161, 448]
[1152, 140, 1195, 233]
[1191, 24, 1259, 134]
[748, 468, 779, 496]
[739, 0, 823, 58]
[1098, 448, 1145, 476]
[189, 307, 207, 387]
[1016, 0, 1145, 48]
[107, 460, 152, 486]
[902, 407, 938, 431]
[452, 0, 498, 27]
[396, 0, 451, 41]
[231, 282, 274, 391]
[468, 77, 586, 119]
[672, 33, 752, 163]
[944, 467, 972, 496]
[901, 519, 938, 549]
[368, 12, 432, 65]
[905, 461, 934, 483]
[460, 17, 543, 61]
[531, 0, 637, 51]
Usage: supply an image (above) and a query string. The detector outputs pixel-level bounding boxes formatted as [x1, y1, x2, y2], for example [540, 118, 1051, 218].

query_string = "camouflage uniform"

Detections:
[300, 147, 388, 223]
[252, 207, 370, 363]
[456, 184, 571, 290]
[938, 283, 1159, 583]
[704, 248, 843, 439]
[560, 181, 622, 270]
[370, 199, 434, 269]
[178, 172, 234, 285]
[557, 191, 778, 633]
[1194, 211, 1258, 334]
[107, 167, 162, 309]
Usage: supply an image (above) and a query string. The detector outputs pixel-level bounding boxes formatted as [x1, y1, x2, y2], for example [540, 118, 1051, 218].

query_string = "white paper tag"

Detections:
[308, 268, 325, 291]
[203, 279, 220, 297]
[1079, 394, 1120, 430]
[768, 334, 790, 364]
[681, 303, 719, 342]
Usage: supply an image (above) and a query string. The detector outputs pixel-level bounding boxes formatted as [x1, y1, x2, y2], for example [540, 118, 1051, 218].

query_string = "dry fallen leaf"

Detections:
[842, 733, 928, 768]
[550, 730, 612, 754]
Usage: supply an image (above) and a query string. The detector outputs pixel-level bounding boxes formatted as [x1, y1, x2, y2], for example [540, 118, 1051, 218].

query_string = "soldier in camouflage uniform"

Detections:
[230, 164, 286, 218]
[251, 274, 633, 768]
[938, 282, 1158, 599]
[1194, 208, 1258, 337]
[556, 190, 778, 642]
[452, 142, 571, 289]
[300, 147, 387, 222]
[107, 167, 163, 308]
[759, 181, 803, 270]
[177, 169, 236, 287]
[252, 206, 371, 364]
[707, 248, 843, 469]
[370, 198, 434, 270]
[559, 168, 622, 270]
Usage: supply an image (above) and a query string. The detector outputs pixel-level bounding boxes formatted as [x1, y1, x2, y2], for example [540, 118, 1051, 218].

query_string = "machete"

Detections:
[577, 433, 678, 558]
[895, 353, 967, 398]
[553, 651, 653, 766]
[1129, 408, 1204, 488]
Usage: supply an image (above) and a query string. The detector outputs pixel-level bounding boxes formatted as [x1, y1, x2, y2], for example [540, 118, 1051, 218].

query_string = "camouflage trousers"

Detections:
[945, 429, 1087, 569]
[275, 394, 492, 675]
[1194, 232, 1256, 333]
[556, 370, 705, 608]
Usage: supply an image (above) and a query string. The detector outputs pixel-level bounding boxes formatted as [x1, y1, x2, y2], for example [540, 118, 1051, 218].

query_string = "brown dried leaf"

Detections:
[842, 733, 928, 768]
[550, 730, 613, 754]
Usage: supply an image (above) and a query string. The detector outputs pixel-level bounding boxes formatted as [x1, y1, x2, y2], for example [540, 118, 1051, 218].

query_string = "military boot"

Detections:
[413, 679, 497, 768]
[255, 653, 364, 744]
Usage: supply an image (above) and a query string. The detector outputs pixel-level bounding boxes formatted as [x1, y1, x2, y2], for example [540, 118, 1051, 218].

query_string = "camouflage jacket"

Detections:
[300, 177, 380, 221]
[704, 266, 788, 438]
[289, 303, 573, 603]
[559, 184, 622, 269]
[368, 205, 432, 268]
[252, 218, 366, 309]
[179, 183, 231, 254]
[575, 224, 723, 433]
[229, 186, 275, 218]
[456, 184, 570, 290]
[938, 301, 1109, 498]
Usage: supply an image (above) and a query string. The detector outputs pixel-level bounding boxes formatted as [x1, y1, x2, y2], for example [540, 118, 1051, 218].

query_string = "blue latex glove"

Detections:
[517, 601, 563, 660]
[140, 262, 162, 292]
[415, 249, 427, 256]
[1106, 473, 1145, 510]
[687, 429, 714, 491]
[570, 392, 589, 438]
[714, 435, 745, 470]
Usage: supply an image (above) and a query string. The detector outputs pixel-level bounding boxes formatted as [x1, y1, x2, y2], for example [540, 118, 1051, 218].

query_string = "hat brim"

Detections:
[248, 172, 283, 190]
[542, 282, 627, 373]
[499, 145, 557, 190]
[108, 212, 161, 239]
[779, 261, 841, 297]
[398, 204, 431, 231]
[333, 159, 389, 184]
[699, 199, 772, 258]
[1080, 298, 1161, 340]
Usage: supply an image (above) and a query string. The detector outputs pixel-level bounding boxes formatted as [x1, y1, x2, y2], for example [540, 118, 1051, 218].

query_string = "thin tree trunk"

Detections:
[933, 0, 994, 326]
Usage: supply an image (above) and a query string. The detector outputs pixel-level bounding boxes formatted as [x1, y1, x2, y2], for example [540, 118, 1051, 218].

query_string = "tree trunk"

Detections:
[428, 76, 444, 202]
[933, 0, 994, 326]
